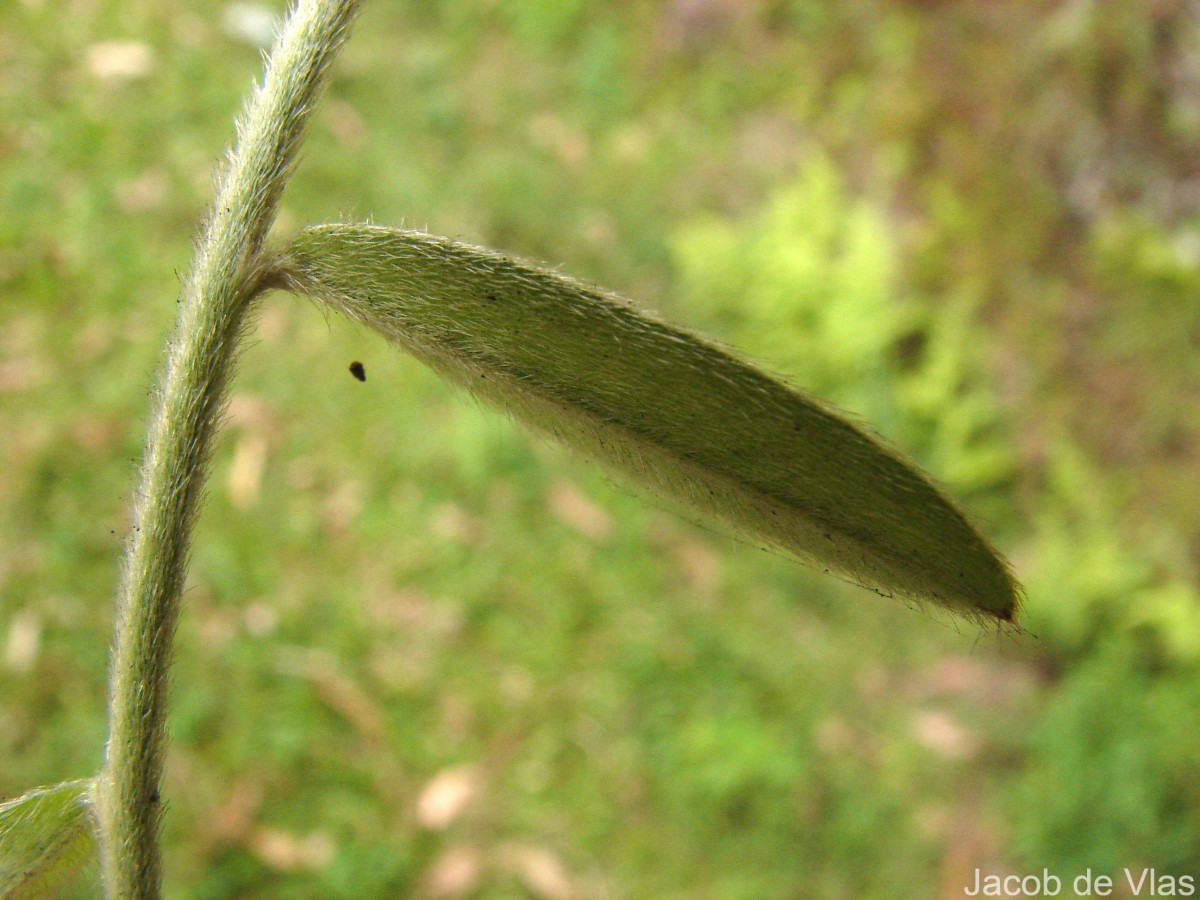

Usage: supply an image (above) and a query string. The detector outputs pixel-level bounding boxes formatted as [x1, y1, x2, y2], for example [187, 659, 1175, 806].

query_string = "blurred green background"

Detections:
[3, 1, 1199, 897]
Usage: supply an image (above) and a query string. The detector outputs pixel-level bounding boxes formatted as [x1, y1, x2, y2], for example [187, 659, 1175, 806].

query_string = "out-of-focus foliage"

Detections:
[2, 0, 1199, 896]
[672, 153, 1016, 500]
[1015, 641, 1200, 873]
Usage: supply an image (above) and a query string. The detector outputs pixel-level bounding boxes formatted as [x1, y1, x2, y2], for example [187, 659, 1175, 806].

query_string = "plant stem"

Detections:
[96, 1, 360, 896]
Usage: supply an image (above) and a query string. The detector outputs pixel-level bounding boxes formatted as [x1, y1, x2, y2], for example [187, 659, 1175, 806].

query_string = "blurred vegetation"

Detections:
[2, 0, 1198, 896]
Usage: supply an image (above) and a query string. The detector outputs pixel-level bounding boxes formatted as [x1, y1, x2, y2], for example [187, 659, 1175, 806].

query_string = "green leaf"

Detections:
[0, 779, 97, 898]
[274, 224, 1021, 623]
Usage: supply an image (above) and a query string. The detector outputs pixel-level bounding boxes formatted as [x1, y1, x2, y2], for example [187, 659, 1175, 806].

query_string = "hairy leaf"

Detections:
[274, 224, 1021, 622]
[0, 779, 96, 898]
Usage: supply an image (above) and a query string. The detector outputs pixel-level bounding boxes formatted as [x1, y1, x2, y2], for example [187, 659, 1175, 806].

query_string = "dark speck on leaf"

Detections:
[349, 361, 366, 382]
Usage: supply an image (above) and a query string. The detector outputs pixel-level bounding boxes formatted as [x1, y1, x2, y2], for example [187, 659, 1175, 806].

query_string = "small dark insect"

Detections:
[349, 361, 366, 382]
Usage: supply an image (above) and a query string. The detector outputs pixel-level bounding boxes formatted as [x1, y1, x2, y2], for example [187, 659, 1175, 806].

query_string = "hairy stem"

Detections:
[96, 1, 360, 896]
